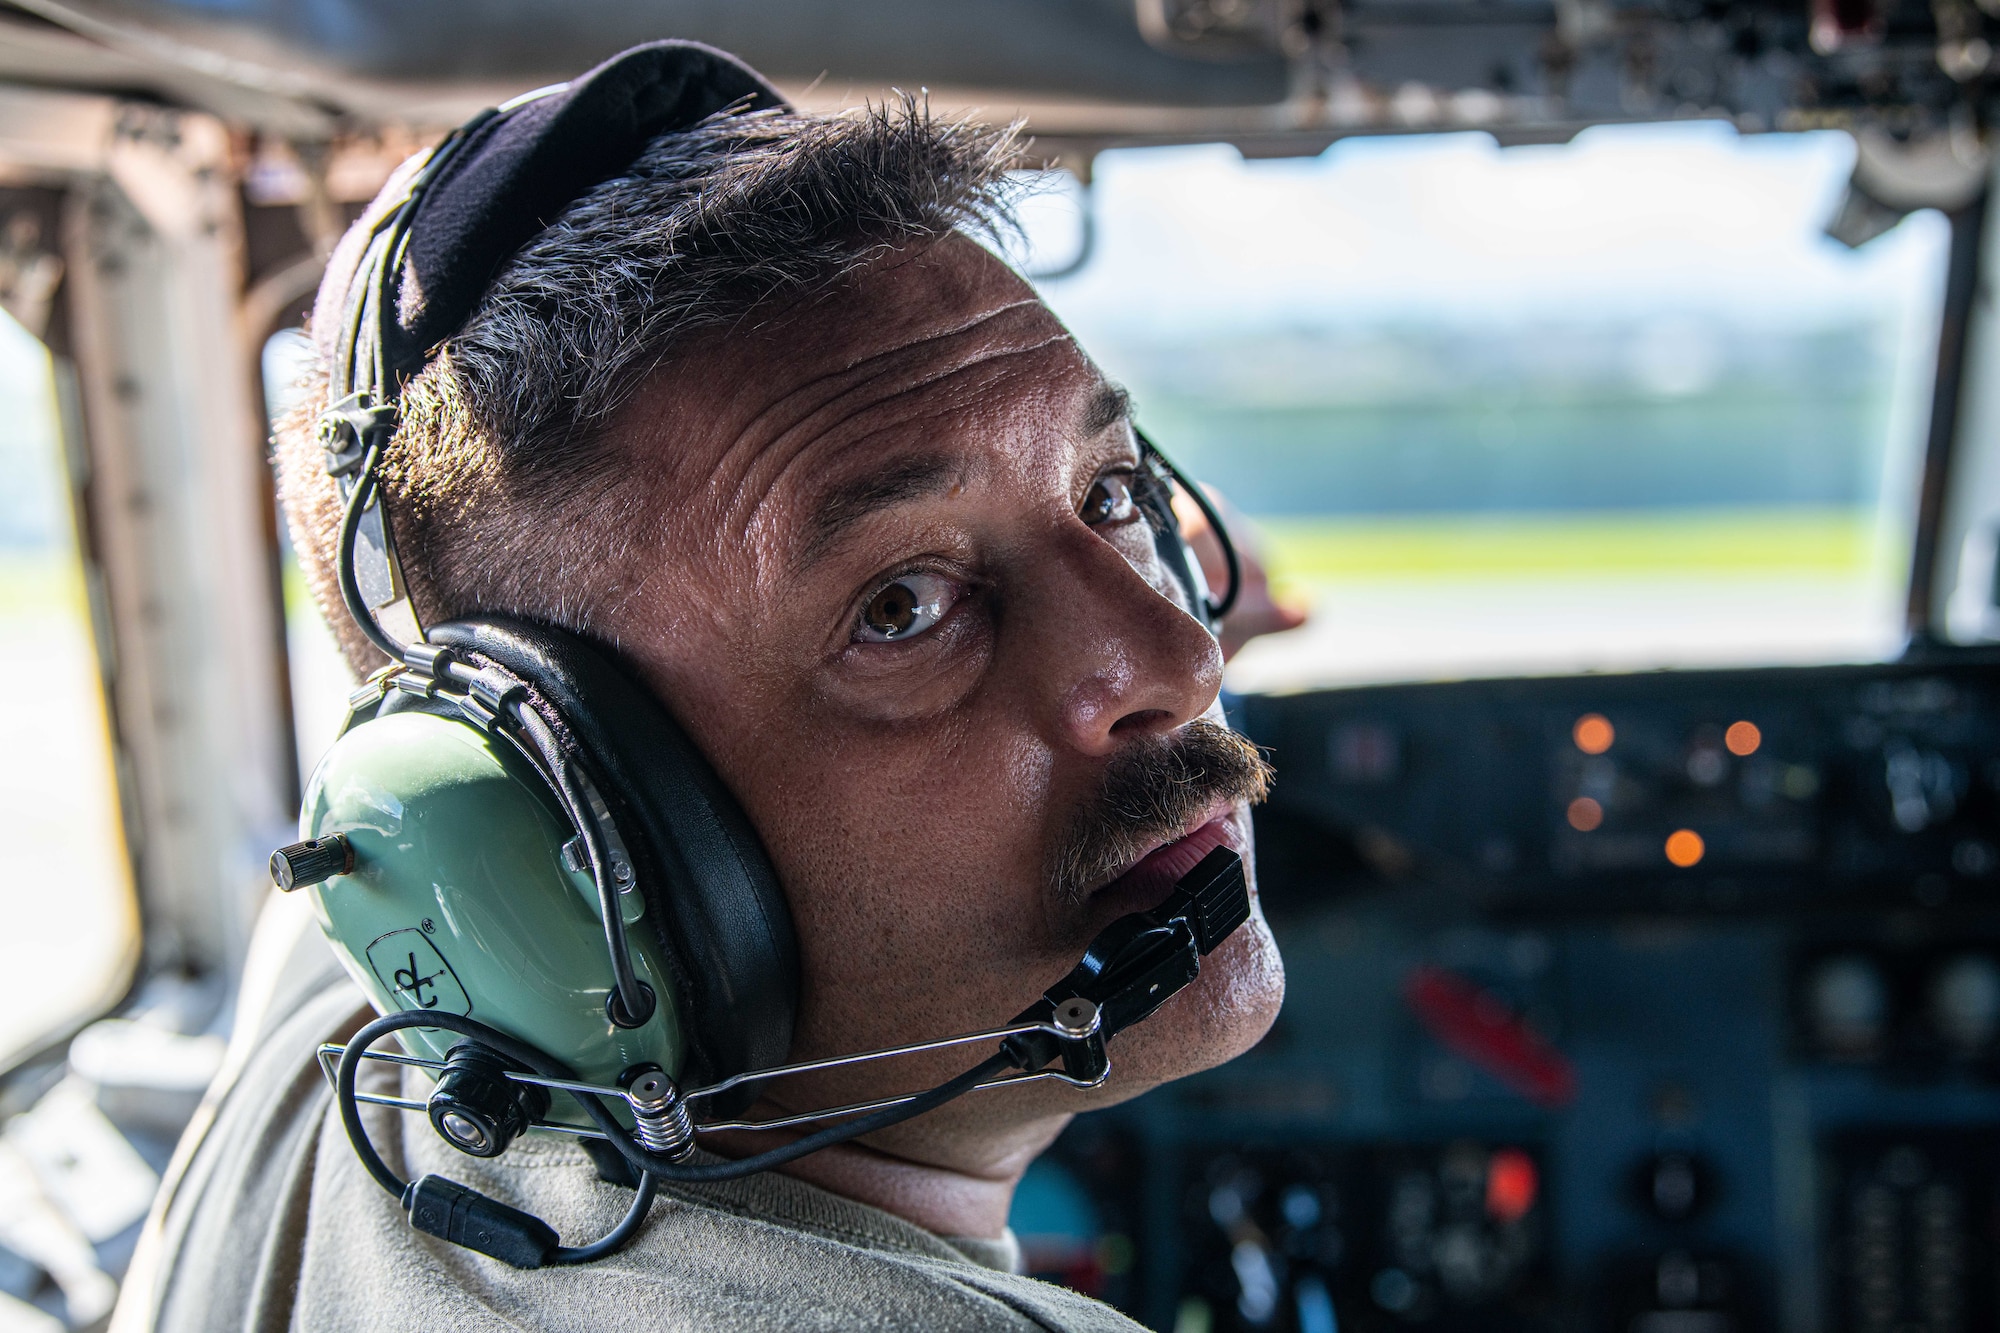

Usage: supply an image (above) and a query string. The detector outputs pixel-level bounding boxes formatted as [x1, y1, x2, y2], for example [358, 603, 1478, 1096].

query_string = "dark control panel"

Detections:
[1177, 1139, 1552, 1333]
[1011, 654, 2000, 1332]
[1243, 656, 2000, 915]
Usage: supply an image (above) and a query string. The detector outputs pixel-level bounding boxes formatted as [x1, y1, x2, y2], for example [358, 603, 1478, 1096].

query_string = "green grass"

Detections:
[0, 553, 88, 617]
[1253, 506, 1900, 583]
[0, 508, 1903, 634]
[281, 555, 318, 627]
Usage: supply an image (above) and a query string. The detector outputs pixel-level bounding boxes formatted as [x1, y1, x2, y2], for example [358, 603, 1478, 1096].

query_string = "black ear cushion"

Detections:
[426, 616, 798, 1096]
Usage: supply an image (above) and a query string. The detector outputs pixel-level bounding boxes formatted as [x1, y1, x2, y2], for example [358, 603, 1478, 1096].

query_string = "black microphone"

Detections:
[1005, 846, 1249, 1081]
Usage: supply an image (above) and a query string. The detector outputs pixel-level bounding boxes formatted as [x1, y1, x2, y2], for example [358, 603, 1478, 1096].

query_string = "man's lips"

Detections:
[1087, 812, 1238, 922]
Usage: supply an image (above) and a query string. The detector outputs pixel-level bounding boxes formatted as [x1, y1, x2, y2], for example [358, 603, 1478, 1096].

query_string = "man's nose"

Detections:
[1020, 519, 1225, 757]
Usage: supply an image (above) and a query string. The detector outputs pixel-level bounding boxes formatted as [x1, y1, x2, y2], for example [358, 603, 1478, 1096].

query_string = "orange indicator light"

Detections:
[1573, 714, 1614, 755]
[1724, 721, 1761, 756]
[1665, 829, 1705, 868]
[1567, 797, 1603, 831]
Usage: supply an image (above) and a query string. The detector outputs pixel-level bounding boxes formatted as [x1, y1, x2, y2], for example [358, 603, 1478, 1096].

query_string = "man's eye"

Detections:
[1082, 473, 1138, 527]
[856, 572, 959, 643]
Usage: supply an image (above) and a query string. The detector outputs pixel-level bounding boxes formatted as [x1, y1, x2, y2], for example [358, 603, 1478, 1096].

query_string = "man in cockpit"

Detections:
[117, 40, 1297, 1332]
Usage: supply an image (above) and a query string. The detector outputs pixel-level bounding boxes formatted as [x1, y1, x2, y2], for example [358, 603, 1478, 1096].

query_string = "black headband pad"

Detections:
[393, 40, 790, 369]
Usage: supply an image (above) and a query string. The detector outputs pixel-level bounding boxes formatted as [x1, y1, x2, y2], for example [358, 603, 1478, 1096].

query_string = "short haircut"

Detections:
[277, 98, 1021, 673]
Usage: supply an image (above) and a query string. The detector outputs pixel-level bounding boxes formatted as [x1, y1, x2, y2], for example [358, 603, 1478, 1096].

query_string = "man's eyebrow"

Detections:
[799, 453, 963, 566]
[1080, 382, 1131, 438]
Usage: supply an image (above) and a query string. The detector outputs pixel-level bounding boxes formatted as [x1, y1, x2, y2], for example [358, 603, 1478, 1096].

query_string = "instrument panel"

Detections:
[1014, 653, 2000, 1332]
[1245, 656, 2000, 916]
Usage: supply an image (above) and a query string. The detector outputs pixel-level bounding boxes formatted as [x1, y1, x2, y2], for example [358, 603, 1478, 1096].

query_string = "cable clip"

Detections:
[317, 395, 399, 478]
[448, 668, 525, 731]
[402, 641, 454, 680]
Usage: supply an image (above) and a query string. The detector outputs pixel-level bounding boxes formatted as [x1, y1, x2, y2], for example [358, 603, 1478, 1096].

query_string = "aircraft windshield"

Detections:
[0, 314, 136, 1066]
[1022, 123, 1952, 691]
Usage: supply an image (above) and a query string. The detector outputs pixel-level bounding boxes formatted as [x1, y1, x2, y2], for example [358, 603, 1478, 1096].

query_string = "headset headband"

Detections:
[317, 42, 789, 658]
[321, 42, 788, 384]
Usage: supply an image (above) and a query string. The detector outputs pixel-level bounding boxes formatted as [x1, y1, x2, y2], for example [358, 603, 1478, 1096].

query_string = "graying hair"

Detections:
[278, 97, 1023, 671]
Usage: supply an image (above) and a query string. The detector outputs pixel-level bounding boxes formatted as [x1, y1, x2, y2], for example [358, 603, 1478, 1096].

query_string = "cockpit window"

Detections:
[1025, 123, 1951, 691]
[0, 312, 137, 1067]
[264, 328, 354, 785]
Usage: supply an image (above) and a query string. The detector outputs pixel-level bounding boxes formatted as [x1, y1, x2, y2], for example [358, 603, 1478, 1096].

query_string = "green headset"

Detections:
[272, 40, 1248, 1270]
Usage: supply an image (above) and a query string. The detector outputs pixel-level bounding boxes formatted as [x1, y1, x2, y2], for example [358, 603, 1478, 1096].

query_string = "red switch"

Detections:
[1404, 965, 1577, 1109]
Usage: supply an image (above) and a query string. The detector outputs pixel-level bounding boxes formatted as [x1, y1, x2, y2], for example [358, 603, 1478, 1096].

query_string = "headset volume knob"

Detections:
[269, 834, 355, 892]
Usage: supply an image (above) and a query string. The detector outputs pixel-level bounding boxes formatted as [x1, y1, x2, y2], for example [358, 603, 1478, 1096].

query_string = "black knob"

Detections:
[1632, 1144, 1712, 1216]
[269, 834, 354, 892]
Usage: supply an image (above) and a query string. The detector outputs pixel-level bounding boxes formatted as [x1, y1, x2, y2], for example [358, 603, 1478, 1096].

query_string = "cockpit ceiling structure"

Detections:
[0, 0, 1995, 157]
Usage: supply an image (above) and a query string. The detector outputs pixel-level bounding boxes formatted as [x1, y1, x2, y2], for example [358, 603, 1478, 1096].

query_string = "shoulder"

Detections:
[591, 1166, 1151, 1332]
[577, 1186, 1149, 1333]
[320, 1145, 1148, 1333]
[120, 893, 1148, 1333]
[124, 895, 368, 1333]
[899, 1260, 1154, 1333]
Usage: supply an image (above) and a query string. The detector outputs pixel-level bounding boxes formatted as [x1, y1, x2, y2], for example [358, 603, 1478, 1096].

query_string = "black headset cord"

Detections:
[1134, 428, 1240, 622]
[333, 442, 405, 663]
[496, 699, 656, 1030]
[335, 1012, 656, 1267]
[336, 1009, 1017, 1268]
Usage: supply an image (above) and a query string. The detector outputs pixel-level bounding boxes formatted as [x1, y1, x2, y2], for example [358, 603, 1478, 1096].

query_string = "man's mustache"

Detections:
[1048, 718, 1274, 904]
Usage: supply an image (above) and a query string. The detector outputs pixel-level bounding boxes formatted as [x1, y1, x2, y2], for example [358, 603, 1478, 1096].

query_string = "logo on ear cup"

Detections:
[368, 928, 472, 1015]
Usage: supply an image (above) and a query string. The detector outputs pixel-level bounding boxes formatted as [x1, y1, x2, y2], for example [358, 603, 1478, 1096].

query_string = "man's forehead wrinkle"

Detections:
[730, 295, 1064, 452]
[831, 293, 1054, 377]
[636, 245, 1075, 592]
[679, 304, 1066, 551]
[609, 271, 1051, 477]
[754, 328, 1078, 549]
[797, 452, 966, 567]
[714, 323, 1080, 573]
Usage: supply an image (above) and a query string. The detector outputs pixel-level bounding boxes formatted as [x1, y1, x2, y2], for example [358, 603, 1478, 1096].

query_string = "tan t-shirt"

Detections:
[112, 895, 1145, 1333]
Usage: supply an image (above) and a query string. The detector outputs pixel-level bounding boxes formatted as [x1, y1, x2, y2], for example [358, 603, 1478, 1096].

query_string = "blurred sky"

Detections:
[1022, 121, 1947, 340]
[0, 313, 67, 548]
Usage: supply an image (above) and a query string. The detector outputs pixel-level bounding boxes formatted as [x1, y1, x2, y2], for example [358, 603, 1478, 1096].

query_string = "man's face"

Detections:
[599, 235, 1284, 1166]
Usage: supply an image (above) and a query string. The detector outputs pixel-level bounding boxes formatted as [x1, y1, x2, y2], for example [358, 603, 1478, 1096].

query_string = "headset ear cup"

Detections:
[427, 617, 798, 1106]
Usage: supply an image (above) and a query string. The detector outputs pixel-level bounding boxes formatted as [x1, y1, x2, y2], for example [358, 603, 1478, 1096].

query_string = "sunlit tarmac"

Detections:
[0, 562, 136, 1069]
[1227, 508, 1907, 692]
